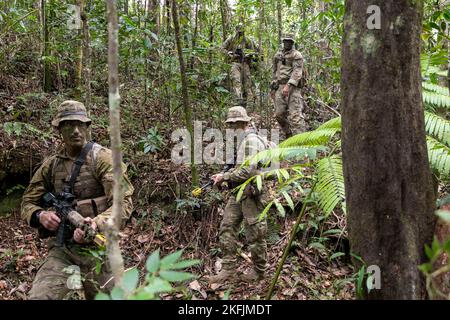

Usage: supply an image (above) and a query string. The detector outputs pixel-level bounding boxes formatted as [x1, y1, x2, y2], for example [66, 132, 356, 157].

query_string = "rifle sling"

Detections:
[66, 141, 95, 193]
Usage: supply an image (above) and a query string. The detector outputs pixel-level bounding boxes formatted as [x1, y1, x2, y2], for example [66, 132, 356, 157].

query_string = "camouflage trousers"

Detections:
[219, 194, 267, 274]
[274, 84, 306, 140]
[28, 243, 113, 300]
[230, 62, 254, 104]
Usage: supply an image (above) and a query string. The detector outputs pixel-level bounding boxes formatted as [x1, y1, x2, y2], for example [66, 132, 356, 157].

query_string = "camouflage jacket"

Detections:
[272, 48, 304, 87]
[21, 143, 134, 232]
[221, 34, 258, 63]
[223, 129, 267, 184]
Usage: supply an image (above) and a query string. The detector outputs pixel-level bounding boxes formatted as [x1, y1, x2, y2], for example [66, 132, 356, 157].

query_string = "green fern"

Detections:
[427, 136, 450, 176]
[422, 90, 450, 109]
[424, 111, 450, 146]
[422, 82, 449, 95]
[279, 117, 341, 148]
[315, 155, 346, 216]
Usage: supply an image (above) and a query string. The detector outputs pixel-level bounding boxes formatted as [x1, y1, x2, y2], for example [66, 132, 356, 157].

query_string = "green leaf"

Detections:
[145, 277, 173, 294]
[356, 266, 366, 299]
[435, 210, 450, 223]
[110, 286, 125, 300]
[129, 291, 155, 300]
[256, 175, 262, 192]
[330, 252, 345, 260]
[160, 250, 183, 269]
[121, 268, 139, 293]
[281, 191, 294, 211]
[165, 259, 201, 270]
[273, 198, 285, 217]
[418, 262, 432, 274]
[95, 292, 111, 300]
[146, 249, 160, 273]
[309, 242, 327, 251]
[159, 270, 194, 282]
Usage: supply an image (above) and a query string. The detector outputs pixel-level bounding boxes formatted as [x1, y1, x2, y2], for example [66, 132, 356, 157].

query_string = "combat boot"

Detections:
[240, 268, 264, 282]
[206, 268, 238, 284]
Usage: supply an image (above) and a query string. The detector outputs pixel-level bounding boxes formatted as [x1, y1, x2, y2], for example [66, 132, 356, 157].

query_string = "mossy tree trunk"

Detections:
[341, 0, 436, 299]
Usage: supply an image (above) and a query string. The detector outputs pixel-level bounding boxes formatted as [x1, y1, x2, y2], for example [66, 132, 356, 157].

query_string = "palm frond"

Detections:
[242, 146, 327, 167]
[315, 155, 346, 216]
[427, 136, 450, 176]
[424, 111, 450, 146]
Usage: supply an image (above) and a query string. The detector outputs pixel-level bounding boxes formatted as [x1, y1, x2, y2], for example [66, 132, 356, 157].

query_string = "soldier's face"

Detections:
[283, 40, 294, 51]
[59, 120, 88, 148]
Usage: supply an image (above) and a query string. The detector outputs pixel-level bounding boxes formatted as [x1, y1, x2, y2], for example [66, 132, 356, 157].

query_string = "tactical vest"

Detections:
[50, 143, 108, 218]
[275, 49, 302, 84]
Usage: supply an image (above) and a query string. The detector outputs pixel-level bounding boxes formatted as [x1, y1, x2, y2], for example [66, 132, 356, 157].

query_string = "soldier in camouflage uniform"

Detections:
[207, 106, 268, 283]
[221, 24, 259, 106]
[21, 100, 134, 300]
[270, 33, 306, 139]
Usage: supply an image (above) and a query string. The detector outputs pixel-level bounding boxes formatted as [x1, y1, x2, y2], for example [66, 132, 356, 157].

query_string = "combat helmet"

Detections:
[282, 33, 295, 42]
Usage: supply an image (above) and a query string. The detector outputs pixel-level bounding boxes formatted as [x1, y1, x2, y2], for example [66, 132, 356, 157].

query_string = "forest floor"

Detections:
[0, 74, 355, 300]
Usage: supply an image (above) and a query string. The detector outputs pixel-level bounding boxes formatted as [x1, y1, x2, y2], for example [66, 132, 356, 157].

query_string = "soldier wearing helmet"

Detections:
[270, 33, 307, 139]
[221, 24, 259, 106]
[207, 106, 269, 284]
[21, 100, 134, 299]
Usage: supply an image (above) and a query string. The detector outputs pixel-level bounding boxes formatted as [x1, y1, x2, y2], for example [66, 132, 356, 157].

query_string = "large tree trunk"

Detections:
[171, 0, 198, 186]
[341, 0, 436, 299]
[106, 0, 125, 287]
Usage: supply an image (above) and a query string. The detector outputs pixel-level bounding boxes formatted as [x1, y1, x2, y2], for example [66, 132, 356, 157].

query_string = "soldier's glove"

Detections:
[227, 51, 235, 58]
[270, 80, 279, 91]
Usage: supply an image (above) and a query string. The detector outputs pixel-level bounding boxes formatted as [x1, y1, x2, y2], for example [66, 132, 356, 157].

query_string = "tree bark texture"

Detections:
[106, 0, 125, 287]
[171, 0, 198, 186]
[341, 0, 436, 300]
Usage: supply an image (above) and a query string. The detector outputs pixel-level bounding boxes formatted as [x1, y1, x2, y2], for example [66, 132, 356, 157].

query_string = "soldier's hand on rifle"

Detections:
[211, 173, 224, 186]
[282, 84, 290, 98]
[39, 211, 61, 231]
[73, 217, 97, 244]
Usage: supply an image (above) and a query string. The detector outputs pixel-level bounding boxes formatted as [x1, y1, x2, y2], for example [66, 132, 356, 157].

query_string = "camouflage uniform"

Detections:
[271, 34, 306, 139]
[212, 107, 268, 282]
[221, 26, 258, 105]
[21, 100, 134, 300]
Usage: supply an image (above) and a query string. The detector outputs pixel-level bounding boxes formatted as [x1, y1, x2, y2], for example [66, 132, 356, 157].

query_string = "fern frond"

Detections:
[242, 146, 327, 167]
[422, 90, 450, 109]
[424, 111, 450, 146]
[279, 117, 341, 148]
[422, 82, 449, 95]
[427, 136, 450, 176]
[315, 155, 346, 216]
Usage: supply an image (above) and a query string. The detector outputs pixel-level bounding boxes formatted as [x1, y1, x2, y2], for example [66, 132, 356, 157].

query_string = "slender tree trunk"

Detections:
[219, 0, 228, 42]
[106, 0, 125, 287]
[341, 0, 436, 299]
[42, 0, 52, 92]
[171, 0, 198, 186]
[165, 0, 171, 34]
[74, 0, 83, 99]
[80, 0, 91, 110]
[189, 0, 198, 70]
[276, 0, 282, 47]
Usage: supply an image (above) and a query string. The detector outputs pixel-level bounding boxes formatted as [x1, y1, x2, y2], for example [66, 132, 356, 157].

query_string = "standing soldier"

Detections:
[207, 106, 268, 284]
[21, 100, 134, 300]
[270, 33, 306, 139]
[221, 24, 259, 106]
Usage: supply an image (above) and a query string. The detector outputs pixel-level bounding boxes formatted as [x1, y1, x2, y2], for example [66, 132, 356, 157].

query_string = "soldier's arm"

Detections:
[288, 52, 304, 87]
[21, 158, 53, 227]
[92, 148, 134, 232]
